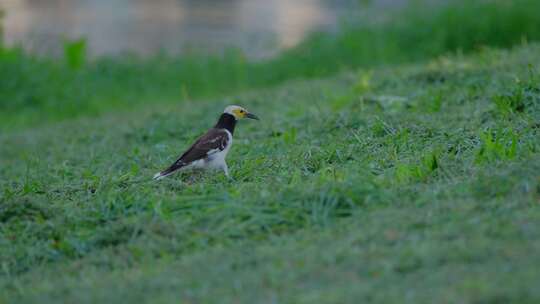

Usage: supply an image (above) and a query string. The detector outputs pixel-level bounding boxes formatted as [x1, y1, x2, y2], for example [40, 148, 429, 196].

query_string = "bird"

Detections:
[153, 105, 259, 180]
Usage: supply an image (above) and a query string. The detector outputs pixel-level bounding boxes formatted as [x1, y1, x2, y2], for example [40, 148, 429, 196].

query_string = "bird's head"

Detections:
[224, 105, 259, 121]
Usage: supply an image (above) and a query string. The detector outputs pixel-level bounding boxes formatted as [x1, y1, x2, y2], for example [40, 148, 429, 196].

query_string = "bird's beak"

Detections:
[245, 112, 260, 120]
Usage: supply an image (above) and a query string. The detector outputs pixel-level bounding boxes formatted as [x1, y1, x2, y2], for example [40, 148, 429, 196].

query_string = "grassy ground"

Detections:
[1, 44, 539, 303]
[3, 0, 540, 129]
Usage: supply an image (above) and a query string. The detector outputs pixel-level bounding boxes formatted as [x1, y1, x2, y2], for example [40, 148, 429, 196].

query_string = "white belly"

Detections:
[203, 129, 233, 170]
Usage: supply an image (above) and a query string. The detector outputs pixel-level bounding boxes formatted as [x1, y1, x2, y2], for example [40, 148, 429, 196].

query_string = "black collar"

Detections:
[214, 113, 237, 134]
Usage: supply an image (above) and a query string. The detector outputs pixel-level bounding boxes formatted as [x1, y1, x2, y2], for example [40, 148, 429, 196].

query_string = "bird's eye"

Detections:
[240, 110, 245, 113]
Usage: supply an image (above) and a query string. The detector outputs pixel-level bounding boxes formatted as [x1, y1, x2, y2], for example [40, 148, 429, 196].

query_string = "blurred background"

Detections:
[1, 0, 539, 129]
[1, 0, 409, 58]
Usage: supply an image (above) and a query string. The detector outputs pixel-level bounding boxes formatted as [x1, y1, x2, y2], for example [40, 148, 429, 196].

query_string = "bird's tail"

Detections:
[153, 169, 173, 180]
[153, 162, 184, 180]
[153, 171, 167, 180]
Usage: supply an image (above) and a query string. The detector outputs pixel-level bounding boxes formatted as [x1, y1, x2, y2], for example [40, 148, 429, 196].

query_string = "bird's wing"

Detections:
[177, 128, 230, 164]
[154, 128, 229, 179]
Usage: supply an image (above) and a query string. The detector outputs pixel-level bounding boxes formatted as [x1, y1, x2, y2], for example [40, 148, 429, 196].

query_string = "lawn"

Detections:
[1, 43, 539, 303]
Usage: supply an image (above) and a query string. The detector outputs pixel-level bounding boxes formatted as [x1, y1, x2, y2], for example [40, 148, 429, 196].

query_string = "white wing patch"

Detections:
[206, 148, 221, 156]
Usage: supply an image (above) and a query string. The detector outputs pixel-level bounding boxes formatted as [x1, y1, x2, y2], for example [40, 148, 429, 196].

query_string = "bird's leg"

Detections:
[222, 162, 231, 179]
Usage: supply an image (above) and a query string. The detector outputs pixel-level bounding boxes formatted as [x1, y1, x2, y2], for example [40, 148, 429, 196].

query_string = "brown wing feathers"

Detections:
[154, 128, 229, 179]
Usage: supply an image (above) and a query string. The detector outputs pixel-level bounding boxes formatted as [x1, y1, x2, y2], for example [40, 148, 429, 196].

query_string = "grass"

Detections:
[3, 0, 540, 129]
[1, 43, 540, 303]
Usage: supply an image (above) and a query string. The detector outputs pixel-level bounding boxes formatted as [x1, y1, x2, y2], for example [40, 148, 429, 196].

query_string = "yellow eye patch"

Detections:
[232, 108, 246, 118]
